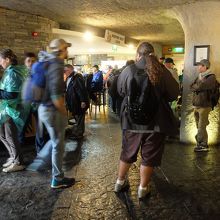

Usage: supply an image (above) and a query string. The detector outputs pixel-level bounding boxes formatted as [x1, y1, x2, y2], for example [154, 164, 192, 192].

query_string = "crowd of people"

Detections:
[0, 39, 217, 196]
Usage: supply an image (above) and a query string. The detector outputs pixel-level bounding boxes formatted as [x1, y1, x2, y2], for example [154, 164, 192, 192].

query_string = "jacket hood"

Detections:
[199, 70, 212, 80]
[136, 57, 146, 70]
[38, 51, 56, 62]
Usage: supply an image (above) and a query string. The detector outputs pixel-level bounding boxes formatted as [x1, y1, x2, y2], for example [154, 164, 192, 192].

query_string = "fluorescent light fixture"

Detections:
[83, 31, 93, 41]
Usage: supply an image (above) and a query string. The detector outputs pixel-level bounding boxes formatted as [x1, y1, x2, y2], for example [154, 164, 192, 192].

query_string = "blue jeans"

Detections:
[37, 105, 67, 180]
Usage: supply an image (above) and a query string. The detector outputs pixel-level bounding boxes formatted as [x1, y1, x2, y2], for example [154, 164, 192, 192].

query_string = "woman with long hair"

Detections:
[115, 42, 179, 199]
[0, 49, 28, 172]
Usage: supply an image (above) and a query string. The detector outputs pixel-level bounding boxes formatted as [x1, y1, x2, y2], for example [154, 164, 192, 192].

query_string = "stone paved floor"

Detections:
[0, 109, 220, 220]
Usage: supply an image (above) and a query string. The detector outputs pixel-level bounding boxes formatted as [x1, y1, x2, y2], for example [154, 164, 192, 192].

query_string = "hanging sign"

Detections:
[105, 30, 125, 46]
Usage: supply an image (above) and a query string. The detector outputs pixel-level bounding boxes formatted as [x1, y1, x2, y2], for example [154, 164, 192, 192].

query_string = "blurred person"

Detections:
[19, 52, 37, 145]
[115, 42, 179, 199]
[103, 65, 113, 86]
[64, 65, 74, 82]
[64, 64, 89, 139]
[108, 60, 135, 114]
[88, 64, 104, 102]
[179, 69, 184, 97]
[164, 58, 180, 117]
[20, 52, 48, 152]
[0, 49, 28, 172]
[24, 52, 37, 71]
[113, 65, 119, 70]
[27, 39, 75, 189]
[164, 58, 179, 83]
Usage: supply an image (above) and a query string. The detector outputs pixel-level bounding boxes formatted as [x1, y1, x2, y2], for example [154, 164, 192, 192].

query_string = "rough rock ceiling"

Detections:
[0, 0, 216, 44]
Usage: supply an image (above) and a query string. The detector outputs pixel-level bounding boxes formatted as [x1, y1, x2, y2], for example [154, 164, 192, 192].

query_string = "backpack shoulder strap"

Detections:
[126, 64, 136, 78]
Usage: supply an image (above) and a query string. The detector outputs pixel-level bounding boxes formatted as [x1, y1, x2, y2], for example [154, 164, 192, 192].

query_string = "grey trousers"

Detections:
[0, 118, 23, 164]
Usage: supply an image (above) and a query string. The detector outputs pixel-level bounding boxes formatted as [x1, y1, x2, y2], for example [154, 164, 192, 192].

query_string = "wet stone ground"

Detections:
[0, 109, 220, 220]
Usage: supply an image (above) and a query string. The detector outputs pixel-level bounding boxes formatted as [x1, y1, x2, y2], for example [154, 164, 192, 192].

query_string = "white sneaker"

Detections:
[114, 179, 129, 192]
[194, 146, 209, 152]
[138, 185, 151, 199]
[2, 158, 14, 168]
[2, 163, 25, 173]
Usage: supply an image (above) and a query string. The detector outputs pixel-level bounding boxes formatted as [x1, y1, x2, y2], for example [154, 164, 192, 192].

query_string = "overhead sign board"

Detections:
[105, 30, 125, 46]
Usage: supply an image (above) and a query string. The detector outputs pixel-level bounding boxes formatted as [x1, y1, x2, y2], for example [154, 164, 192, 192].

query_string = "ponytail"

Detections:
[145, 54, 164, 85]
[136, 42, 163, 85]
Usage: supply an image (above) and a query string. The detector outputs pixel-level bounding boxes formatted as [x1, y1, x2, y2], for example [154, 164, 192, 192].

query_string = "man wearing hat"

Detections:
[28, 39, 75, 188]
[190, 59, 216, 152]
[164, 58, 179, 83]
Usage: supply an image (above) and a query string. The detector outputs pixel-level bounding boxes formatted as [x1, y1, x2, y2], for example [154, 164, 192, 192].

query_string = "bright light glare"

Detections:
[83, 31, 93, 41]
[88, 48, 95, 53]
[128, 44, 134, 49]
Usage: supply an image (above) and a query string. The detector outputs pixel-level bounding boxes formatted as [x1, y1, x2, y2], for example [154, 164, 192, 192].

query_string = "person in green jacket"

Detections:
[0, 49, 28, 172]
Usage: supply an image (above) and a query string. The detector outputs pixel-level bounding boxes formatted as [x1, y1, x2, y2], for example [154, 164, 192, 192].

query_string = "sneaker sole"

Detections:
[2, 163, 14, 168]
[2, 166, 25, 173]
[51, 184, 74, 189]
[194, 149, 209, 152]
[2, 159, 14, 168]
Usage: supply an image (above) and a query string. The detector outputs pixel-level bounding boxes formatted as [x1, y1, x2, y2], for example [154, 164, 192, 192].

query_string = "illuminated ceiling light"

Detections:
[83, 31, 93, 41]
[88, 48, 95, 53]
[128, 44, 134, 49]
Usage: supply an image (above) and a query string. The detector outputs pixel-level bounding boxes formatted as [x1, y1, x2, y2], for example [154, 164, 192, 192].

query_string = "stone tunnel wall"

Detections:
[172, 1, 220, 145]
[0, 7, 59, 64]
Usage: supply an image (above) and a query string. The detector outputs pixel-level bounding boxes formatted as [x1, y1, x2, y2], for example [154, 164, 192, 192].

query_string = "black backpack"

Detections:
[125, 66, 159, 125]
[206, 74, 220, 110]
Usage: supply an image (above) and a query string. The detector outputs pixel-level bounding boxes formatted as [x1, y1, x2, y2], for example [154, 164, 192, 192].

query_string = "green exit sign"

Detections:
[112, 45, 118, 52]
[172, 47, 184, 53]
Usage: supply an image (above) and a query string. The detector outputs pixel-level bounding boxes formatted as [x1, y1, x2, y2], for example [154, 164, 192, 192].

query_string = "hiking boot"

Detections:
[51, 177, 75, 189]
[2, 158, 14, 168]
[138, 185, 151, 199]
[2, 163, 25, 173]
[114, 179, 129, 192]
[194, 146, 209, 152]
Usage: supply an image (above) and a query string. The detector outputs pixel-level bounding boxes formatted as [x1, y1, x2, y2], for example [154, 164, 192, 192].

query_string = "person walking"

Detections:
[27, 39, 75, 189]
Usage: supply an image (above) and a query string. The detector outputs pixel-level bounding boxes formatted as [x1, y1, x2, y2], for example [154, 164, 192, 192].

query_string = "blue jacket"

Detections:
[91, 71, 103, 91]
